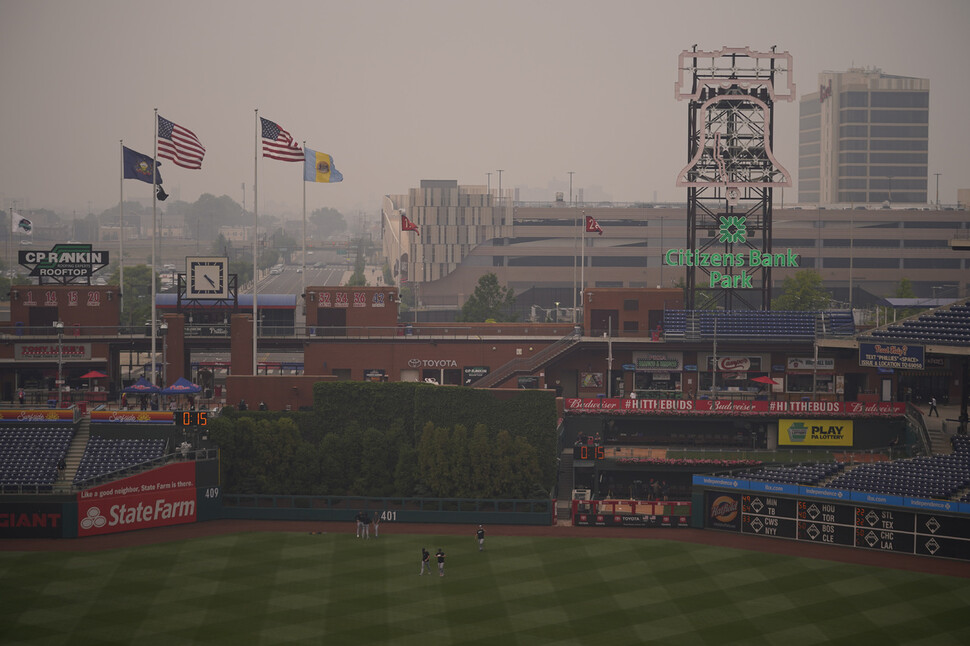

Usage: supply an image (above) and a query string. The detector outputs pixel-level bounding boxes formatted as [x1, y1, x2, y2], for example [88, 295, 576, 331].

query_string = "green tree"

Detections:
[771, 270, 832, 311]
[458, 272, 517, 322]
[106, 264, 158, 328]
[674, 277, 717, 310]
[892, 278, 920, 319]
[309, 207, 347, 237]
[346, 239, 368, 286]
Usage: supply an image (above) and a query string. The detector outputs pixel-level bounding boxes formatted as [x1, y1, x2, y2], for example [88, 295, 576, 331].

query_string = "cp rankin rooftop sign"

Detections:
[19, 243, 109, 285]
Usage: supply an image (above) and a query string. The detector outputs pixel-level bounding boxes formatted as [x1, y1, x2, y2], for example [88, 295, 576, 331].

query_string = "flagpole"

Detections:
[151, 109, 158, 386]
[252, 108, 259, 375]
[572, 207, 577, 324]
[580, 209, 586, 314]
[119, 140, 125, 319]
[301, 140, 307, 310]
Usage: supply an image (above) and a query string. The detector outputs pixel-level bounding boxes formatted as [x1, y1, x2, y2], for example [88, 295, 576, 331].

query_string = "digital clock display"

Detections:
[174, 411, 209, 427]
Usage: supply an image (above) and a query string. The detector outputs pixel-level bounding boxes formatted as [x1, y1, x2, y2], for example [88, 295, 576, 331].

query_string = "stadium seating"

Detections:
[735, 462, 845, 486]
[662, 310, 855, 341]
[0, 426, 75, 492]
[73, 437, 167, 485]
[867, 300, 970, 346]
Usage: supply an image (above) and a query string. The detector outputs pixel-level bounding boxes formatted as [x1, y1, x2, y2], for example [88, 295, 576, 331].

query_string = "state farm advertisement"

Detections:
[76, 462, 196, 537]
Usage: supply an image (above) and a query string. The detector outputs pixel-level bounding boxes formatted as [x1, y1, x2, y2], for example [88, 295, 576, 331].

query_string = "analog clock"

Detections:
[186, 257, 229, 299]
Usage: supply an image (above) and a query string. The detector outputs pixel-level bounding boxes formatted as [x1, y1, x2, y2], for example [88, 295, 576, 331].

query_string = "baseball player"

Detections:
[477, 525, 486, 551]
[420, 547, 431, 575]
[435, 548, 446, 576]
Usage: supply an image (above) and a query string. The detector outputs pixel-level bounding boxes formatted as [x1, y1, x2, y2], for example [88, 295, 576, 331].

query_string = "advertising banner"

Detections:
[89, 410, 174, 424]
[706, 491, 742, 531]
[573, 513, 690, 528]
[0, 409, 75, 422]
[859, 342, 925, 370]
[76, 462, 196, 537]
[563, 398, 905, 417]
[0, 502, 66, 538]
[778, 419, 853, 446]
[16, 343, 92, 360]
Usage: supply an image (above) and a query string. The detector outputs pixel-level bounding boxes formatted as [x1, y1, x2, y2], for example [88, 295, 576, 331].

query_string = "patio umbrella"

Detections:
[751, 376, 779, 385]
[161, 376, 202, 395]
[80, 370, 108, 393]
[123, 376, 161, 394]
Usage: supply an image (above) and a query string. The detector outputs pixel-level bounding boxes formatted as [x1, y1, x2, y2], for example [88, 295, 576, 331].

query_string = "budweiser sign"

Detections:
[564, 398, 905, 417]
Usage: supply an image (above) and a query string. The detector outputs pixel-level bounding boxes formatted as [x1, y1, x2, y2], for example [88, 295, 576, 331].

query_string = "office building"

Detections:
[799, 67, 929, 205]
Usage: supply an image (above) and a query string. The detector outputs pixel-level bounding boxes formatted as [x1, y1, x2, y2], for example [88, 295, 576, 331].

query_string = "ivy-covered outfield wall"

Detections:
[208, 383, 559, 499]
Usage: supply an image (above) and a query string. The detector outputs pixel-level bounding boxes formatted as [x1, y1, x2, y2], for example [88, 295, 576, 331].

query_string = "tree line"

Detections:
[208, 382, 559, 499]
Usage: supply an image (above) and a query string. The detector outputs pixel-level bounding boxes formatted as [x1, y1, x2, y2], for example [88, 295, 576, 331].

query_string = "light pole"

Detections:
[159, 320, 168, 387]
[568, 171, 575, 205]
[934, 172, 941, 206]
[554, 301, 560, 323]
[53, 321, 64, 407]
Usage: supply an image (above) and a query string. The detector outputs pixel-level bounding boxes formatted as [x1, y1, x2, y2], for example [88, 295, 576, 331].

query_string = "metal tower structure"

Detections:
[675, 46, 795, 310]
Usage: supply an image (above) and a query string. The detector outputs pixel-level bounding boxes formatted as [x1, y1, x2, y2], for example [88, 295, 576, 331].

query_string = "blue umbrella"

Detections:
[161, 376, 202, 395]
[123, 377, 160, 394]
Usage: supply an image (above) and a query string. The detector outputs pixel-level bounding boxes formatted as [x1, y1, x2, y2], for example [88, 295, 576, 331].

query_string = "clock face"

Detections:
[186, 257, 228, 299]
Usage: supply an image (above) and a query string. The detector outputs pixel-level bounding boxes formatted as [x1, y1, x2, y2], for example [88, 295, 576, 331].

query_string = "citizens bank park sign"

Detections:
[76, 462, 196, 537]
[19, 243, 109, 284]
[663, 215, 800, 288]
[564, 398, 905, 417]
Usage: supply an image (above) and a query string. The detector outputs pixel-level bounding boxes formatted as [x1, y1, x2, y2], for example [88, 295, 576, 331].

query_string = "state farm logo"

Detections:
[80, 506, 107, 530]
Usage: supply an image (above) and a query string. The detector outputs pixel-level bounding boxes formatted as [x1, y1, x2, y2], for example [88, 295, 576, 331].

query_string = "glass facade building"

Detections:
[798, 68, 929, 205]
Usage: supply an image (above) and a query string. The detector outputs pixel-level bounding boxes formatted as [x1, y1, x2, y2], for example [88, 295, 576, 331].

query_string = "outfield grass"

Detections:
[2, 532, 969, 645]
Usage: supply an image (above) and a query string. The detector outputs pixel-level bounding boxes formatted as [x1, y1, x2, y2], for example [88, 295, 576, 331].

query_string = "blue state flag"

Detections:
[123, 146, 163, 185]
[304, 147, 343, 183]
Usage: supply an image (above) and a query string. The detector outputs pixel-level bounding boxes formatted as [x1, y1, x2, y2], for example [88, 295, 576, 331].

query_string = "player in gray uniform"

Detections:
[477, 525, 485, 551]
[420, 547, 431, 575]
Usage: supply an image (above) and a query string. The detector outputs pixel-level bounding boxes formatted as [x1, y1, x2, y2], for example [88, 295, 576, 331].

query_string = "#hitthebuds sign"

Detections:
[76, 462, 196, 537]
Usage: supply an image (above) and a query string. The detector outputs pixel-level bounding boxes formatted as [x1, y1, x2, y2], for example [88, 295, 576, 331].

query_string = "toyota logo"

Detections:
[408, 359, 422, 368]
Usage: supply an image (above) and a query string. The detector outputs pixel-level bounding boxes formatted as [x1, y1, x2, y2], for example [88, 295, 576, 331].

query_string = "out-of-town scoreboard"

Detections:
[698, 477, 970, 561]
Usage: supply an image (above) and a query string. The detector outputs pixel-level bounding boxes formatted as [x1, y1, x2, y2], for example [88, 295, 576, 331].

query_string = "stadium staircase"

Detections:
[471, 330, 581, 388]
[53, 417, 89, 493]
[555, 448, 574, 520]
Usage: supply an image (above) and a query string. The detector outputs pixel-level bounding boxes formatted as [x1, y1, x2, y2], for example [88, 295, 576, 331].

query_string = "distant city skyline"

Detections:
[2, 0, 968, 218]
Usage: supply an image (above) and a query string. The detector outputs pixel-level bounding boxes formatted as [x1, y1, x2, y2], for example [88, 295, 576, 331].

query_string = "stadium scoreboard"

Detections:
[174, 411, 209, 427]
[707, 491, 970, 561]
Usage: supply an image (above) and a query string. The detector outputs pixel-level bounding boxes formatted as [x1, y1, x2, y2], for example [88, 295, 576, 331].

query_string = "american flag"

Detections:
[261, 118, 304, 162]
[585, 214, 603, 235]
[157, 115, 206, 169]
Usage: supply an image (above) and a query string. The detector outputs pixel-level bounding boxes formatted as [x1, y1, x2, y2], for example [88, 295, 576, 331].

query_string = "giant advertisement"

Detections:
[0, 502, 66, 538]
[778, 419, 853, 446]
[76, 462, 196, 537]
[859, 342, 924, 370]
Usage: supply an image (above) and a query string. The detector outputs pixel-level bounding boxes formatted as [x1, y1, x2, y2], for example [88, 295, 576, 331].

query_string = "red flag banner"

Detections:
[585, 214, 603, 235]
[401, 213, 419, 233]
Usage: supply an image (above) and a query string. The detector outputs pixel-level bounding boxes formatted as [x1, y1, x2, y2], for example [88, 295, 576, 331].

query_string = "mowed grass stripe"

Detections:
[2, 533, 970, 645]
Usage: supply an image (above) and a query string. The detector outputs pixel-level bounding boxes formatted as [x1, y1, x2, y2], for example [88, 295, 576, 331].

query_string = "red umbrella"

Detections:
[751, 376, 779, 385]
[80, 370, 108, 394]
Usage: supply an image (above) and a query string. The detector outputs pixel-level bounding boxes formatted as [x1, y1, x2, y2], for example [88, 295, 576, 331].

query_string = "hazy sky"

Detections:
[1, 0, 968, 219]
